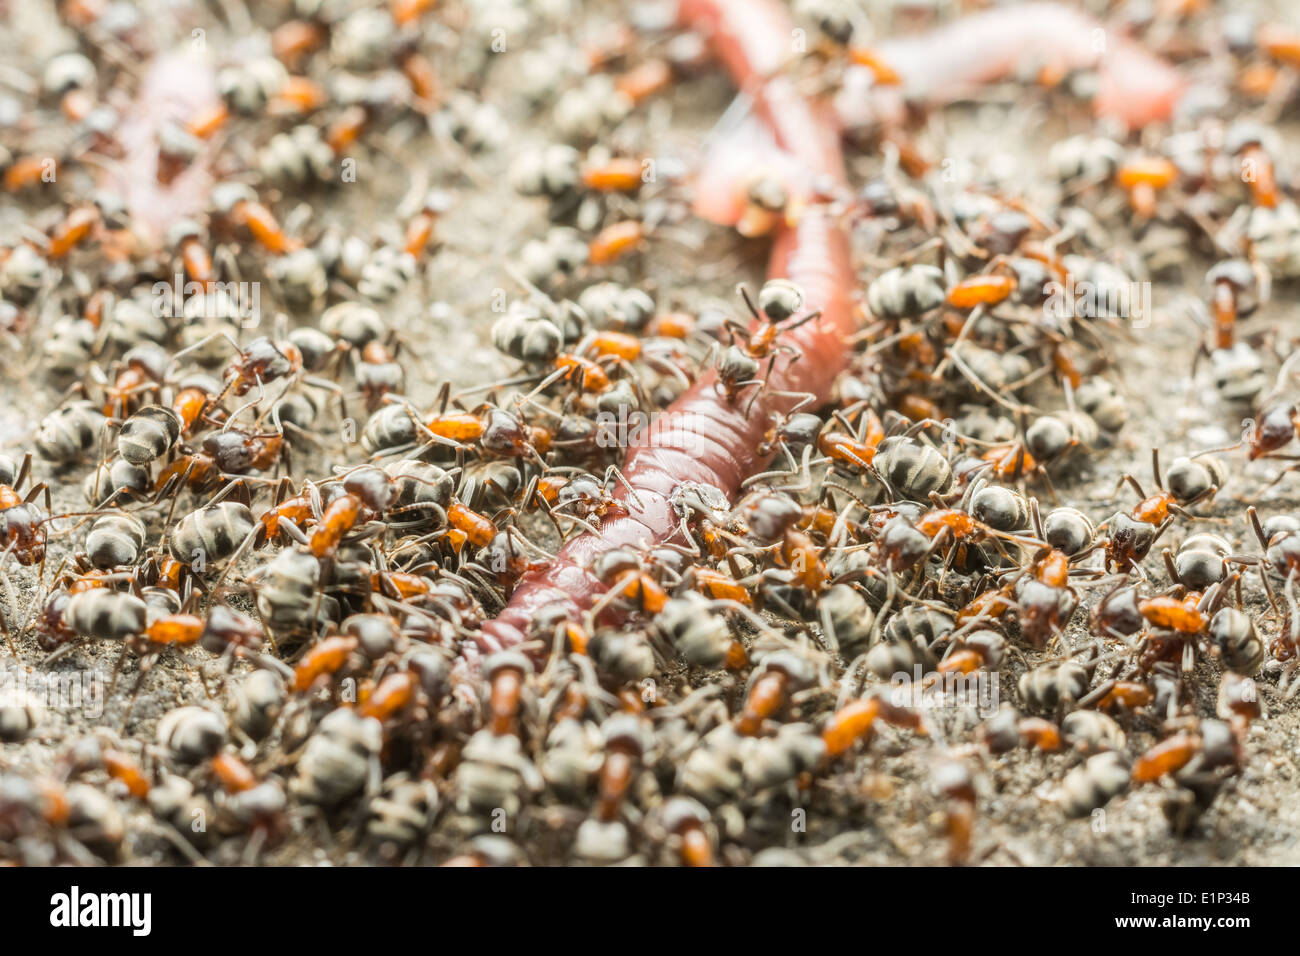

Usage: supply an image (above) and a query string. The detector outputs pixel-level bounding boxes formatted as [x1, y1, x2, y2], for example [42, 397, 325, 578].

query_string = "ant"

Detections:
[1103, 449, 1206, 572]
[714, 280, 822, 409]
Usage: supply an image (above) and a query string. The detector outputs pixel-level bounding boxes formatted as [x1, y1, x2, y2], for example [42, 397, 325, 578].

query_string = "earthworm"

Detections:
[696, 1, 1184, 230]
[836, 2, 1185, 132]
[471, 0, 854, 661]
[103, 48, 220, 244]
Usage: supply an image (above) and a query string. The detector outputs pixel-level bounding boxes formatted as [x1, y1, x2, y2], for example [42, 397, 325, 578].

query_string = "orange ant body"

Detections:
[185, 101, 229, 140]
[271, 19, 327, 65]
[47, 206, 100, 259]
[1132, 730, 1199, 782]
[581, 157, 646, 193]
[1116, 156, 1177, 219]
[821, 697, 880, 757]
[400, 50, 439, 109]
[553, 353, 612, 392]
[270, 75, 328, 115]
[818, 425, 882, 470]
[588, 220, 645, 264]
[1094, 680, 1155, 711]
[947, 273, 1016, 309]
[144, 613, 205, 646]
[426, 411, 485, 443]
[1138, 594, 1206, 633]
[212, 752, 257, 793]
[587, 330, 643, 362]
[4, 155, 53, 191]
[292, 635, 358, 692]
[735, 668, 789, 736]
[690, 566, 752, 605]
[217, 190, 300, 255]
[258, 493, 315, 546]
[402, 191, 450, 259]
[172, 385, 218, 434]
[486, 655, 529, 737]
[980, 443, 1040, 482]
[103, 750, 150, 799]
[447, 502, 497, 549]
[309, 494, 363, 558]
[359, 671, 418, 722]
[615, 59, 673, 104]
[175, 231, 216, 290]
[822, 690, 925, 758]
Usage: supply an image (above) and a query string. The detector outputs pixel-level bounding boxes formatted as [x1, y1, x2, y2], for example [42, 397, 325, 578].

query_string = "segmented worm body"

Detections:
[473, 0, 854, 660]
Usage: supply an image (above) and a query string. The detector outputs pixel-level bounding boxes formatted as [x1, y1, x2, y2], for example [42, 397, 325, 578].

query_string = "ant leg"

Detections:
[14, 452, 31, 493]
[1076, 678, 1118, 710]
[1028, 497, 1047, 542]
[775, 310, 823, 339]
[1162, 548, 1181, 587]
[272, 475, 294, 506]
[1287, 572, 1300, 650]
[933, 304, 985, 378]
[602, 465, 644, 511]
[1147, 517, 1175, 558]
[517, 364, 578, 405]
[202, 478, 242, 508]
[166, 329, 243, 390]
[155, 462, 193, 515]
[1253, 567, 1284, 629]
[736, 284, 762, 323]
[946, 349, 1034, 416]
[302, 374, 350, 420]
[302, 480, 323, 522]
[120, 653, 156, 730]
[104, 642, 131, 702]
[0, 570, 18, 659]
[744, 444, 814, 493]
[1113, 473, 1147, 501]
[1200, 575, 1237, 616]
[212, 524, 262, 592]
[1264, 460, 1300, 490]
[41, 639, 88, 668]
[21, 481, 51, 515]
[1246, 506, 1270, 551]
[741, 355, 791, 416]
[1034, 466, 1060, 507]
[1179, 483, 1220, 508]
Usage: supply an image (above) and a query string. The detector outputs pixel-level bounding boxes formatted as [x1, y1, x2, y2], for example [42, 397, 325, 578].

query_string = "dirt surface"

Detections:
[2, 0, 1300, 867]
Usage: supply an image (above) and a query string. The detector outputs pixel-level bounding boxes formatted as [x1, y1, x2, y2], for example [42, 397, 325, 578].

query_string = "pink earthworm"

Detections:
[836, 2, 1185, 132]
[471, 0, 855, 661]
[103, 48, 220, 245]
[471, 209, 854, 660]
[699, 1, 1187, 229]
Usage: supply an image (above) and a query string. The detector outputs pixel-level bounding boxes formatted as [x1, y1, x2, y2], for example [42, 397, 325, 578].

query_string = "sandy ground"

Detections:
[2, 0, 1300, 865]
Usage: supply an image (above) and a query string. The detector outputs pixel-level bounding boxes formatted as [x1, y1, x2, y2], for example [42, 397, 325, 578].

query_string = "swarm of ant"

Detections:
[4, 0, 1300, 867]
